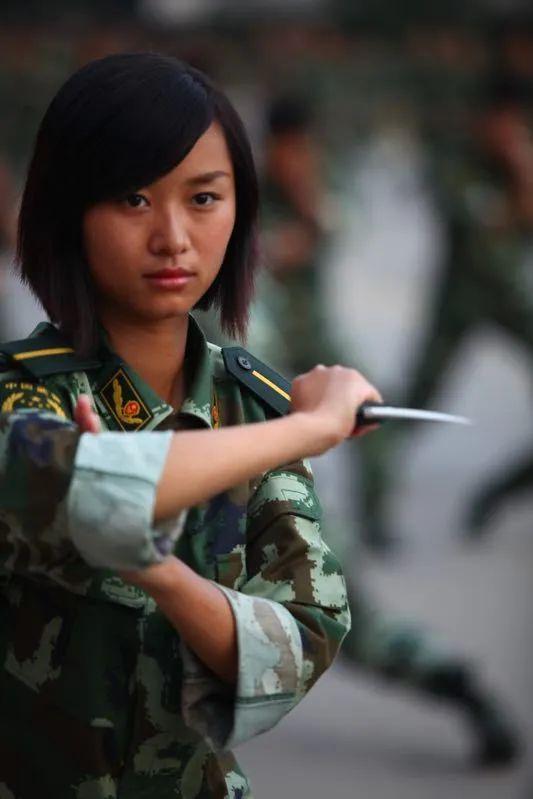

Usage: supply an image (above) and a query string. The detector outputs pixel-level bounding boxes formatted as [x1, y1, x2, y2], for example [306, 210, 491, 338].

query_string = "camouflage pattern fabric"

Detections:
[0, 316, 350, 798]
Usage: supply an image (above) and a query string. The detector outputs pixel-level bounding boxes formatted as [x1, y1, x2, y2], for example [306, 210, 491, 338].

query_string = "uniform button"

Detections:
[237, 356, 252, 370]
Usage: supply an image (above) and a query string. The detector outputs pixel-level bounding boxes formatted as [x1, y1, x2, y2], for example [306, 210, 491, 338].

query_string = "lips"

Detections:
[144, 268, 194, 279]
[143, 267, 195, 292]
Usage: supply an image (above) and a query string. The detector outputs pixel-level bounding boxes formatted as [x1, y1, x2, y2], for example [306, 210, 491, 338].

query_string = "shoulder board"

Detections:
[221, 346, 291, 416]
[0, 327, 101, 379]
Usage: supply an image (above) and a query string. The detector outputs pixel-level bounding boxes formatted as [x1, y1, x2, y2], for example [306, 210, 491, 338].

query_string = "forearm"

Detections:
[123, 556, 238, 684]
[154, 411, 334, 521]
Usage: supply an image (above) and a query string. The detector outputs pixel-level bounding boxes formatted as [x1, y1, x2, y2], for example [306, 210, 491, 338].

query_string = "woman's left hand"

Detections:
[74, 394, 101, 433]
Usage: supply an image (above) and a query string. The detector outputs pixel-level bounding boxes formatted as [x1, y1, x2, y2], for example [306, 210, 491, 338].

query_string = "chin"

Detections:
[136, 297, 197, 321]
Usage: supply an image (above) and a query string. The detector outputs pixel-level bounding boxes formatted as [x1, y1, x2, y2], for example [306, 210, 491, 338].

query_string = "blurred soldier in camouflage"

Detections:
[403, 70, 533, 536]
[244, 93, 521, 766]
[244, 94, 394, 554]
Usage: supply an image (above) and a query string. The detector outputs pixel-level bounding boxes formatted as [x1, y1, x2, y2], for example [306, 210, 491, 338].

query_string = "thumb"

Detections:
[74, 394, 101, 434]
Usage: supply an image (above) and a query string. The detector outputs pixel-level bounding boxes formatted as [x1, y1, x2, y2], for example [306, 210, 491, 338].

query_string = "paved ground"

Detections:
[238, 140, 533, 798]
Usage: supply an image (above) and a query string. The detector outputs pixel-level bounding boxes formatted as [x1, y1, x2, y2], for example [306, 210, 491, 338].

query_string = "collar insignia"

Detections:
[98, 368, 152, 431]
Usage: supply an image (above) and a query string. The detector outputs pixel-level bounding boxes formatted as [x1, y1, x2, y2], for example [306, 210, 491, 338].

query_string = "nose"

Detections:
[148, 208, 190, 257]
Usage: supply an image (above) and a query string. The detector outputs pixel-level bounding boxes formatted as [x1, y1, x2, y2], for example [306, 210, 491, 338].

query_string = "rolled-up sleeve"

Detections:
[68, 429, 177, 570]
[181, 462, 351, 750]
[0, 409, 180, 574]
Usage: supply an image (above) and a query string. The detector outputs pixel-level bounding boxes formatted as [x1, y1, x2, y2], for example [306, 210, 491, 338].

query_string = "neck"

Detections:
[100, 313, 189, 409]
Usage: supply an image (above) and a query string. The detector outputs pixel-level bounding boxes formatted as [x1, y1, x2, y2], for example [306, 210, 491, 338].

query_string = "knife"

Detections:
[356, 402, 471, 427]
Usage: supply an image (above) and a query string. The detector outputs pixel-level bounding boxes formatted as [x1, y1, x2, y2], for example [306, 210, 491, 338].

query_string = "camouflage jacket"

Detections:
[0, 317, 350, 799]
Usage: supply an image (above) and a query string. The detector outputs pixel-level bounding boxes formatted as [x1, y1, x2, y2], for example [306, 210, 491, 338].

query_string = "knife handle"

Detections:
[355, 401, 385, 429]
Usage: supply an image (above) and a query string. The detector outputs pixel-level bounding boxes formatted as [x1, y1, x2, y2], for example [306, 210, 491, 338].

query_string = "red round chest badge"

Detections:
[123, 399, 140, 417]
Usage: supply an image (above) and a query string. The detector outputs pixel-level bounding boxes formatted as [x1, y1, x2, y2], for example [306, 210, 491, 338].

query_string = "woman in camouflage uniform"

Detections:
[0, 54, 385, 798]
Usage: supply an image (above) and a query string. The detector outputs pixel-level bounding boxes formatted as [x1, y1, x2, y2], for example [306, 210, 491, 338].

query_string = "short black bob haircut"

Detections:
[17, 52, 259, 354]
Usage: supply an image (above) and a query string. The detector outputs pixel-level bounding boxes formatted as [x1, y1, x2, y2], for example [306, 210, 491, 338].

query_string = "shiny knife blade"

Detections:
[356, 403, 472, 427]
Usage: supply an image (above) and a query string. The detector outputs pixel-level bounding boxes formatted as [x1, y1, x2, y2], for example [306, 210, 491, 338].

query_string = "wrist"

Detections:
[288, 410, 342, 456]
[120, 555, 184, 598]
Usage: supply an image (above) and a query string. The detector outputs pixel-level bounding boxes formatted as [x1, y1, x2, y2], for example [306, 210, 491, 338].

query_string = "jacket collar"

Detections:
[89, 315, 215, 432]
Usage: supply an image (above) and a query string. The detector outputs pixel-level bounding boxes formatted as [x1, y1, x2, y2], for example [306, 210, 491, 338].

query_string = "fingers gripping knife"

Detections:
[222, 347, 471, 429]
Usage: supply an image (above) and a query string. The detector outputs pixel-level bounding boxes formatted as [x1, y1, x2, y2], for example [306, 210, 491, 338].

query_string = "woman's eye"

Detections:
[192, 192, 217, 207]
[124, 193, 148, 208]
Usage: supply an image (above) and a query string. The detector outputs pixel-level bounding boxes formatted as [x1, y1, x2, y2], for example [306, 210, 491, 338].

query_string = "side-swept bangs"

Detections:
[194, 89, 258, 340]
[17, 53, 258, 353]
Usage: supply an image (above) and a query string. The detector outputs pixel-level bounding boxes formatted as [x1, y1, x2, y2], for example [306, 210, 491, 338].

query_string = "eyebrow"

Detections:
[185, 170, 232, 187]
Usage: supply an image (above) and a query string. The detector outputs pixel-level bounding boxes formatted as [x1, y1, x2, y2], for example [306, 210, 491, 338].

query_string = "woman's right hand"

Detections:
[290, 364, 382, 456]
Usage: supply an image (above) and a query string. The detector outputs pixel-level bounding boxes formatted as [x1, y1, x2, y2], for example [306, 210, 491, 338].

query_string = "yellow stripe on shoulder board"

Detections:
[252, 370, 291, 402]
[12, 347, 75, 361]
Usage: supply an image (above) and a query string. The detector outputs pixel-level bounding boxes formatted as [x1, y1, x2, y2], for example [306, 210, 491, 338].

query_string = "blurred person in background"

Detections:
[245, 92, 521, 767]
[254, 93, 397, 553]
[399, 66, 533, 538]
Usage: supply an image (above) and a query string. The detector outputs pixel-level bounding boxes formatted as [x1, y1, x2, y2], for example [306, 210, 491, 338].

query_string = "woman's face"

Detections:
[83, 121, 236, 324]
